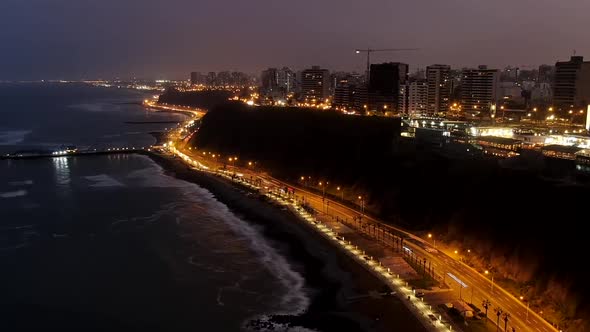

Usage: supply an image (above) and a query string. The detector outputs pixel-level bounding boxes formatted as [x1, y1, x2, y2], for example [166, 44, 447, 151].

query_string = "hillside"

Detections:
[189, 102, 590, 331]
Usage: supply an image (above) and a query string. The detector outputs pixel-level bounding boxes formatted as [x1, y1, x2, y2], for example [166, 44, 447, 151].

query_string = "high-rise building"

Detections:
[301, 66, 330, 102]
[426, 64, 451, 115]
[553, 56, 590, 110]
[261, 67, 296, 99]
[531, 83, 552, 102]
[217, 71, 231, 86]
[333, 83, 354, 110]
[277, 67, 295, 95]
[230, 72, 250, 86]
[538, 64, 554, 83]
[461, 66, 500, 115]
[190, 72, 205, 85]
[261, 68, 280, 97]
[407, 80, 428, 115]
[368, 62, 408, 112]
[500, 66, 519, 82]
[206, 72, 217, 86]
[332, 72, 365, 110]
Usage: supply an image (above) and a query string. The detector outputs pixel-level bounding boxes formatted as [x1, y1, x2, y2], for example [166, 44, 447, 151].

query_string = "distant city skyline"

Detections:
[1, 0, 589, 80]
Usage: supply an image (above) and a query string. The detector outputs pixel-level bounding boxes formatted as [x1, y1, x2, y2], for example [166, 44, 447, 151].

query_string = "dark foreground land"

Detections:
[145, 151, 427, 332]
[188, 102, 590, 330]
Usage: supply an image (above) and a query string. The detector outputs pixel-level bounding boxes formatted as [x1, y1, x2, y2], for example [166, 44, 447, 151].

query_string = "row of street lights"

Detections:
[422, 233, 532, 331]
[300, 177, 367, 217]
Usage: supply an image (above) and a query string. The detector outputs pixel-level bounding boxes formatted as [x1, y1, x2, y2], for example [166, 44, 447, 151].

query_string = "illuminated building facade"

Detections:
[426, 64, 451, 115]
[461, 66, 500, 116]
[368, 62, 408, 112]
[553, 56, 590, 110]
[301, 66, 330, 102]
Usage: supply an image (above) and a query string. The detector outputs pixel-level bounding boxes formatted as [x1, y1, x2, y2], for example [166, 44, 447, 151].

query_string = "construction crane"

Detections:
[354, 48, 419, 112]
[354, 48, 419, 80]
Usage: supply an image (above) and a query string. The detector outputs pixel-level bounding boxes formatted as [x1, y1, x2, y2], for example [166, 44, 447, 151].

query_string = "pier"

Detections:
[1, 146, 152, 160]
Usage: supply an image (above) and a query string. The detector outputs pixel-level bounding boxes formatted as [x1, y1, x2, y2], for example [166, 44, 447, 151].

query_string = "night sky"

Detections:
[1, 0, 589, 80]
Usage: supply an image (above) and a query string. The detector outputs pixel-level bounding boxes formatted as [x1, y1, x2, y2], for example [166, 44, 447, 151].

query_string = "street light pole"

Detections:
[358, 196, 364, 217]
[491, 275, 495, 293]
[485, 270, 495, 293]
[521, 299, 529, 321]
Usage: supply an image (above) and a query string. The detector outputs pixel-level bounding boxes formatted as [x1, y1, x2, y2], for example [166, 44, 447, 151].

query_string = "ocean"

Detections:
[0, 84, 309, 331]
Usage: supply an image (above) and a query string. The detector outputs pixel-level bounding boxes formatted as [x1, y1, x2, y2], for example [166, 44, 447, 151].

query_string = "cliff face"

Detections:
[190, 103, 590, 329]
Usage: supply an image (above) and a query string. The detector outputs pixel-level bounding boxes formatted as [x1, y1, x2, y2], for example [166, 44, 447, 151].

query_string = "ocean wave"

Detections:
[137, 157, 311, 317]
[187, 256, 226, 273]
[0, 190, 27, 198]
[102, 133, 122, 138]
[245, 315, 319, 332]
[9, 180, 33, 186]
[69, 102, 118, 113]
[85, 174, 125, 188]
[0, 225, 38, 252]
[127, 157, 196, 189]
[0, 130, 31, 145]
[201, 193, 310, 316]
[0, 224, 34, 231]
[0, 242, 29, 251]
[109, 203, 177, 232]
[215, 280, 260, 307]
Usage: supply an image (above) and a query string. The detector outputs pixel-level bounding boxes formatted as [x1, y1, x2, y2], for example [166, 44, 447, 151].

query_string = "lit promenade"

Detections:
[163, 105, 560, 332]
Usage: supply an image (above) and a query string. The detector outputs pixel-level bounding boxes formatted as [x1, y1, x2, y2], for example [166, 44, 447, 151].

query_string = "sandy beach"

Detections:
[143, 151, 427, 332]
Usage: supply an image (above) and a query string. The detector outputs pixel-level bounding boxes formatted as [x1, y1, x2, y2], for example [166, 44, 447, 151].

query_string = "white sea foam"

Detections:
[135, 156, 311, 317]
[195, 187, 310, 315]
[215, 280, 259, 307]
[69, 102, 118, 113]
[0, 190, 27, 198]
[0, 224, 34, 231]
[0, 242, 29, 251]
[0, 130, 31, 145]
[187, 256, 225, 273]
[85, 174, 125, 188]
[9, 180, 33, 186]
[245, 315, 319, 332]
[127, 157, 196, 189]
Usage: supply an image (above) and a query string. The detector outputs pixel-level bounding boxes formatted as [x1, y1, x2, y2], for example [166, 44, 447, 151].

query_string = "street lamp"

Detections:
[502, 312, 511, 332]
[494, 308, 503, 332]
[337, 186, 343, 201]
[358, 196, 365, 217]
[482, 299, 491, 321]
[485, 270, 495, 293]
[520, 296, 530, 321]
[318, 181, 325, 197]
[428, 233, 436, 248]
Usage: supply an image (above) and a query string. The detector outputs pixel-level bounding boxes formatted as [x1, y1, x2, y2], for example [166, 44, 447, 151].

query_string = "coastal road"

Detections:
[261, 181, 560, 332]
[183, 155, 559, 332]
[157, 103, 559, 332]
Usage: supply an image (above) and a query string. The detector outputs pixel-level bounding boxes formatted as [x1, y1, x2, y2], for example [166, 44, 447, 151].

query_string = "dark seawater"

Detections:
[0, 83, 185, 154]
[0, 84, 309, 331]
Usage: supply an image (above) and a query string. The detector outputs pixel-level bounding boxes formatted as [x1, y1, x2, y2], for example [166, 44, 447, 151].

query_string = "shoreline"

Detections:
[143, 151, 427, 332]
